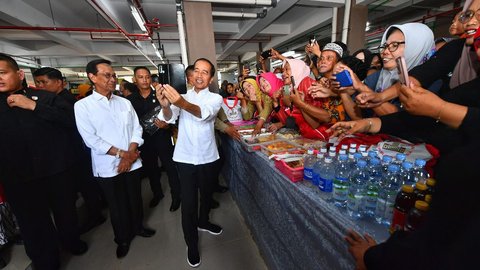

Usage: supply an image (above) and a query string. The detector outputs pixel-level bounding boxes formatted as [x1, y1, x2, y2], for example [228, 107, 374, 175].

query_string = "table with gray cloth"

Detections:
[221, 136, 389, 270]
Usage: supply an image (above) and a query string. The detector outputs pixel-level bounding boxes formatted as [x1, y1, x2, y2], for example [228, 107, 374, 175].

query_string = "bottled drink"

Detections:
[413, 159, 429, 184]
[390, 185, 415, 233]
[318, 157, 335, 200]
[341, 144, 348, 151]
[426, 178, 436, 196]
[358, 144, 367, 153]
[338, 149, 347, 156]
[405, 200, 429, 232]
[347, 160, 368, 219]
[375, 164, 401, 225]
[312, 153, 324, 187]
[413, 182, 428, 202]
[381, 155, 393, 174]
[393, 153, 406, 167]
[333, 154, 350, 208]
[303, 149, 316, 182]
[360, 151, 368, 161]
[425, 194, 432, 204]
[364, 158, 382, 217]
[368, 150, 378, 160]
[349, 143, 357, 152]
[400, 161, 415, 187]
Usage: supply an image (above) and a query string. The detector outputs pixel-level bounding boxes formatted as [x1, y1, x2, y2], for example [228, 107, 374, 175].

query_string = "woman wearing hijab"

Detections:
[252, 72, 284, 135]
[239, 77, 274, 133]
[352, 23, 435, 116]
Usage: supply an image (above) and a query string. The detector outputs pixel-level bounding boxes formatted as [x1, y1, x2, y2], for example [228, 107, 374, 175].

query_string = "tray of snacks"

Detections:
[260, 140, 300, 157]
[274, 156, 304, 182]
[241, 134, 277, 152]
[238, 128, 267, 136]
[275, 128, 301, 140]
[289, 138, 326, 150]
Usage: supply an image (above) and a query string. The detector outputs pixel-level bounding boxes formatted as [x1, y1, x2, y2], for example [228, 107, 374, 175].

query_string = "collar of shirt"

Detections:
[92, 89, 116, 101]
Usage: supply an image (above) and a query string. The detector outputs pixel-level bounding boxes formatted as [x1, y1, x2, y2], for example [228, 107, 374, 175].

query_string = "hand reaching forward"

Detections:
[345, 230, 377, 270]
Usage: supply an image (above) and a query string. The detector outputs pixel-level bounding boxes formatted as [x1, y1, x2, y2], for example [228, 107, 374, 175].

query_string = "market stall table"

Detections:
[221, 136, 389, 270]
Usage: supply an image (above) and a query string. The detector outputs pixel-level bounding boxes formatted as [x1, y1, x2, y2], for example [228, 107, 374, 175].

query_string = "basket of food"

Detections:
[274, 157, 304, 182]
[260, 140, 300, 156]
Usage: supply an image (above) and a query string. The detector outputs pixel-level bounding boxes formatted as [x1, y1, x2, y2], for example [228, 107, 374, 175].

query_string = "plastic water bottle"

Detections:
[349, 143, 357, 152]
[333, 154, 350, 208]
[400, 161, 415, 186]
[381, 155, 393, 174]
[375, 164, 401, 225]
[393, 153, 406, 167]
[338, 149, 347, 158]
[341, 144, 348, 151]
[312, 153, 324, 187]
[364, 158, 382, 217]
[358, 145, 367, 153]
[368, 150, 378, 161]
[303, 149, 316, 182]
[413, 159, 429, 184]
[318, 157, 335, 201]
[347, 160, 368, 219]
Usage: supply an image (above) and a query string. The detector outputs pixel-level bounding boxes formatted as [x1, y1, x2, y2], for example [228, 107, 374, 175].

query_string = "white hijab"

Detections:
[375, 23, 435, 92]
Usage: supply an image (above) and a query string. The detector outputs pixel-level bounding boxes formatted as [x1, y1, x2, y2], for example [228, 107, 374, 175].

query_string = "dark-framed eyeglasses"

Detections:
[458, 9, 480, 24]
[379, 41, 405, 53]
[96, 72, 117, 80]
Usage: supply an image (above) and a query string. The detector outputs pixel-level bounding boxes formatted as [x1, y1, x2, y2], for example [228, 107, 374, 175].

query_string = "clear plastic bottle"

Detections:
[333, 154, 350, 208]
[303, 149, 316, 182]
[400, 161, 415, 187]
[347, 160, 368, 219]
[318, 157, 335, 201]
[368, 150, 378, 160]
[364, 158, 382, 217]
[393, 153, 406, 167]
[312, 153, 324, 187]
[413, 159, 429, 184]
[381, 155, 393, 174]
[358, 144, 367, 153]
[349, 143, 358, 152]
[405, 200, 430, 232]
[375, 164, 401, 225]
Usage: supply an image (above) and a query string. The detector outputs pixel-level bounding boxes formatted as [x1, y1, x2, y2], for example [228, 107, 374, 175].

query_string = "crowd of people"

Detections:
[0, 0, 479, 268]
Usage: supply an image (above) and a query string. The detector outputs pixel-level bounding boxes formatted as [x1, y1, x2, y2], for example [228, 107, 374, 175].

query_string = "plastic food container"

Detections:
[261, 140, 299, 156]
[274, 157, 304, 182]
[241, 134, 277, 152]
[290, 138, 326, 150]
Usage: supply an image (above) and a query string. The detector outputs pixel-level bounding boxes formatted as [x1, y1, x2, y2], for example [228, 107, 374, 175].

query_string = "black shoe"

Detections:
[69, 240, 88, 255]
[215, 185, 229, 193]
[186, 245, 201, 268]
[116, 242, 130, 258]
[136, 227, 156, 238]
[211, 199, 220, 209]
[198, 222, 223, 235]
[169, 198, 181, 212]
[149, 194, 164, 208]
[79, 215, 107, 235]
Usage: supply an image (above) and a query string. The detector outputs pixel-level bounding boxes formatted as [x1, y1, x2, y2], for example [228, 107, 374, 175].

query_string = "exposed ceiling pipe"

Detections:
[176, 0, 189, 67]
[341, 0, 352, 44]
[331, 7, 338, 42]
[185, 0, 276, 6]
[212, 7, 267, 18]
[86, 0, 157, 67]
[0, 25, 152, 38]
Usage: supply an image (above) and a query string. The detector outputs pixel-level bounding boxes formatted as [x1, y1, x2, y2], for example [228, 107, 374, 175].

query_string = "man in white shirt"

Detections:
[157, 58, 223, 268]
[74, 59, 155, 259]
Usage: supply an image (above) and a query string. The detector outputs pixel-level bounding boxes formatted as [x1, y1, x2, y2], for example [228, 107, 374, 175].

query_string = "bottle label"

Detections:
[333, 177, 348, 201]
[323, 178, 333, 192]
[304, 168, 313, 181]
[390, 208, 407, 233]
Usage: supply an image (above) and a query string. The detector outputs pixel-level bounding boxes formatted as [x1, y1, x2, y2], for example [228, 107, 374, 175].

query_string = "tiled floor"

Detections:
[1, 176, 268, 270]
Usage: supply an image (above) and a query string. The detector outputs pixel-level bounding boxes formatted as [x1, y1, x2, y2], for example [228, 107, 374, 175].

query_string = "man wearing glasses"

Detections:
[74, 59, 156, 259]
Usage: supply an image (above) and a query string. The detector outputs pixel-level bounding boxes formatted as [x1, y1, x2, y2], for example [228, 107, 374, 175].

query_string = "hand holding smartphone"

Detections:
[396, 56, 410, 86]
[261, 49, 272, 59]
[335, 70, 353, 87]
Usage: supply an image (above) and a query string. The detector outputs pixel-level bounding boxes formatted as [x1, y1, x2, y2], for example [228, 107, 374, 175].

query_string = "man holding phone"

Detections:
[156, 58, 223, 268]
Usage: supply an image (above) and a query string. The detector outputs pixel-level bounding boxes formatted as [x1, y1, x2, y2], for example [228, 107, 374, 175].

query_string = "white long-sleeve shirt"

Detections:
[158, 88, 222, 165]
[74, 91, 144, 177]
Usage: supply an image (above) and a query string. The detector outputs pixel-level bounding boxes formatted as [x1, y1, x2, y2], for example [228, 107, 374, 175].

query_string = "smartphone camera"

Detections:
[336, 70, 353, 87]
[261, 50, 272, 59]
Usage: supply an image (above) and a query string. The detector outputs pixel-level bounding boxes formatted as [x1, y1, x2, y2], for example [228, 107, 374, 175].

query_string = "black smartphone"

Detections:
[157, 63, 187, 94]
[261, 50, 272, 59]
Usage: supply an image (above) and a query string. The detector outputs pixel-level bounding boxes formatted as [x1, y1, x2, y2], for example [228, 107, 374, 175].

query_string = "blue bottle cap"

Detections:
[388, 164, 400, 172]
[357, 159, 367, 167]
[354, 153, 362, 160]
[339, 154, 348, 161]
[368, 150, 377, 158]
[415, 159, 426, 167]
[369, 157, 380, 165]
[396, 153, 406, 161]
[382, 155, 393, 163]
[402, 161, 413, 170]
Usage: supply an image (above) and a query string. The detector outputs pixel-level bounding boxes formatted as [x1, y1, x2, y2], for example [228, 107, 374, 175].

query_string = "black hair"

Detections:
[33, 67, 63, 81]
[227, 83, 234, 88]
[194, 58, 216, 77]
[0, 53, 19, 71]
[134, 66, 150, 75]
[185, 65, 194, 76]
[339, 55, 369, 81]
[124, 82, 139, 94]
[86, 59, 111, 84]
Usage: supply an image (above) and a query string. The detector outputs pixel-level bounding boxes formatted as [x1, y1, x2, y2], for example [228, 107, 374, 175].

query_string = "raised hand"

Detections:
[161, 84, 182, 105]
[155, 84, 171, 108]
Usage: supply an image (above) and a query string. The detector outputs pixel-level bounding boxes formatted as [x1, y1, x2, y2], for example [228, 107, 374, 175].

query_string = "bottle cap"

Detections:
[357, 159, 367, 167]
[402, 161, 413, 170]
[388, 164, 399, 172]
[401, 185, 414, 193]
[354, 152, 362, 160]
[368, 150, 377, 158]
[307, 149, 314, 155]
[341, 144, 348, 150]
[339, 149, 346, 155]
[415, 182, 427, 191]
[426, 178, 436, 187]
[369, 157, 380, 165]
[339, 154, 348, 161]
[396, 153, 406, 161]
[320, 147, 327, 154]
[316, 153, 323, 158]
[383, 155, 393, 163]
[414, 200, 429, 211]
[425, 195, 432, 204]
[324, 157, 333, 163]
[415, 159, 426, 167]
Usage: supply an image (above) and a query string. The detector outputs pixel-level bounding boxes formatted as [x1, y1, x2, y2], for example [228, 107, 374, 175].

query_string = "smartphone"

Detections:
[158, 63, 187, 94]
[261, 50, 272, 59]
[336, 70, 353, 87]
[309, 36, 316, 46]
[396, 56, 410, 86]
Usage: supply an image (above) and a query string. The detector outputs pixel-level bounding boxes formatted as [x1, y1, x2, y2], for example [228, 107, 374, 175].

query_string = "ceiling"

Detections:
[0, 0, 461, 79]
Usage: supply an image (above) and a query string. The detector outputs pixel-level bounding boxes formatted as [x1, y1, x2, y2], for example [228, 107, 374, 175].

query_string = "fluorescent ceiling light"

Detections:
[155, 49, 163, 60]
[131, 5, 147, 32]
[282, 51, 296, 57]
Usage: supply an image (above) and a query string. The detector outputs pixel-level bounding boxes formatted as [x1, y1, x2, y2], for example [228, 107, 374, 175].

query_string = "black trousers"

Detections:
[3, 169, 79, 270]
[96, 169, 143, 245]
[75, 147, 103, 219]
[141, 131, 180, 200]
[176, 161, 216, 247]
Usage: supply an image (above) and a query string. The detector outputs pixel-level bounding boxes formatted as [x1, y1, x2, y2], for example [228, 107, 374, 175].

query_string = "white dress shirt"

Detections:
[158, 87, 222, 165]
[74, 91, 144, 177]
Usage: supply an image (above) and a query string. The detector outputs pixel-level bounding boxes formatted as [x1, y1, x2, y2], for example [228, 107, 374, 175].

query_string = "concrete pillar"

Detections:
[183, 1, 219, 92]
[335, 0, 368, 54]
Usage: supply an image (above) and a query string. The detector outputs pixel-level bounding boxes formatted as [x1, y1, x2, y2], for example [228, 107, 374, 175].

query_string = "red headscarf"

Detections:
[256, 72, 284, 98]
